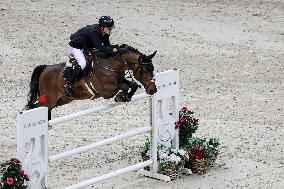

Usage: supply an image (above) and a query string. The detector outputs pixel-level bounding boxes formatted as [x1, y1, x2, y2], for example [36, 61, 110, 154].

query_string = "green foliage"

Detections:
[141, 138, 151, 154]
[208, 137, 221, 157]
[209, 138, 220, 149]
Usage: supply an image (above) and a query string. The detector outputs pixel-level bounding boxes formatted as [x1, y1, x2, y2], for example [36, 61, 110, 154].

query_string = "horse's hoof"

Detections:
[115, 92, 131, 102]
[115, 93, 124, 102]
[123, 95, 131, 102]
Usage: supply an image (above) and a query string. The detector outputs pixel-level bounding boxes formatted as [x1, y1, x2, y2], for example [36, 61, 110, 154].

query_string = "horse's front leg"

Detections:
[115, 82, 131, 102]
[122, 79, 139, 99]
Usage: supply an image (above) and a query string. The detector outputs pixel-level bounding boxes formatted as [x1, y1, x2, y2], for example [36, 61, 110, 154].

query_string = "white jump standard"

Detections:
[17, 69, 190, 189]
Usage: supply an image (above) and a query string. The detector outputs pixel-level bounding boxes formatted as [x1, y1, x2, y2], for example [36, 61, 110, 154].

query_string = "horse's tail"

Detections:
[25, 65, 47, 110]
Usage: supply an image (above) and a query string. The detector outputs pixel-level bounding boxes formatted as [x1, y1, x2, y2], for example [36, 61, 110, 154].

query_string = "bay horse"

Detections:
[25, 45, 157, 120]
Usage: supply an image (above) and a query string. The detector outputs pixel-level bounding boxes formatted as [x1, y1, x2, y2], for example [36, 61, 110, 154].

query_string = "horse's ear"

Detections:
[146, 51, 157, 60]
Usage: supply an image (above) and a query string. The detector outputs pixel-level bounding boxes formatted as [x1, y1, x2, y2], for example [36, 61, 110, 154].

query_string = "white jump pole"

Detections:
[63, 160, 153, 189]
[49, 93, 149, 127]
[49, 126, 151, 162]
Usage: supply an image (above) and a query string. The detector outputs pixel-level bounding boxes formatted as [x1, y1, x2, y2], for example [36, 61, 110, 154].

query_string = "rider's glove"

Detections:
[113, 47, 127, 54]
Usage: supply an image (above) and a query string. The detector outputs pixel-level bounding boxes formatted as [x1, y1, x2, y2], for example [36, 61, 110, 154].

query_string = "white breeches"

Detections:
[68, 45, 87, 69]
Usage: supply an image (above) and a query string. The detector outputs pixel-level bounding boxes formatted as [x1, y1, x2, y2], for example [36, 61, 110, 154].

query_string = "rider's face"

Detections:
[103, 27, 112, 35]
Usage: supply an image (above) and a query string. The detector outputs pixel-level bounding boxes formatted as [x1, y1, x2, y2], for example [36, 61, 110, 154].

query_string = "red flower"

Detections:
[181, 107, 189, 112]
[6, 178, 14, 185]
[192, 145, 201, 150]
[12, 158, 19, 162]
[175, 121, 181, 127]
[23, 174, 30, 181]
[180, 117, 185, 123]
[12, 158, 20, 164]
[20, 170, 25, 175]
[195, 151, 203, 160]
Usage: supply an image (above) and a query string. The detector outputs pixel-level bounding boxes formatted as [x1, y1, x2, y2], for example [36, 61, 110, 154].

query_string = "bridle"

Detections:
[120, 53, 154, 83]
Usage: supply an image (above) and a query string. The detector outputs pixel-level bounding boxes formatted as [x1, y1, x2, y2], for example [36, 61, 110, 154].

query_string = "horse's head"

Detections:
[122, 46, 157, 95]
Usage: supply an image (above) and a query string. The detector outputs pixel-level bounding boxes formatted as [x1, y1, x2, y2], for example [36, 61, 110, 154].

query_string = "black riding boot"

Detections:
[63, 64, 83, 96]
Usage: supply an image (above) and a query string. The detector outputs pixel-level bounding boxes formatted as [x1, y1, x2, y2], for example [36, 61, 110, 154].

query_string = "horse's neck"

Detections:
[94, 56, 126, 72]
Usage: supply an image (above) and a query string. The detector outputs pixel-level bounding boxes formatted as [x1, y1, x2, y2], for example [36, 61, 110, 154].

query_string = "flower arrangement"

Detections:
[159, 147, 188, 168]
[0, 158, 29, 189]
[183, 137, 210, 174]
[182, 137, 221, 174]
[175, 107, 199, 146]
[140, 103, 221, 178]
[158, 146, 188, 179]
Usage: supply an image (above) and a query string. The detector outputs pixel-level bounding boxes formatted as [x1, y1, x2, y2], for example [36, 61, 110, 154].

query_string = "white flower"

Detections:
[172, 149, 178, 154]
[158, 147, 186, 167]
[158, 147, 169, 156]
[160, 152, 169, 160]
[169, 153, 181, 164]
[178, 149, 186, 156]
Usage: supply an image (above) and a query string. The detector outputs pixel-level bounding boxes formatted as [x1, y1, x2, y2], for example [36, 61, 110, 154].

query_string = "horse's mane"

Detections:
[126, 45, 142, 55]
[92, 45, 141, 58]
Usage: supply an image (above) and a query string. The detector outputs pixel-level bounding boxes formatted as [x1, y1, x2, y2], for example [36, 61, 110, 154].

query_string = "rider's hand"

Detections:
[113, 47, 127, 54]
[112, 48, 118, 53]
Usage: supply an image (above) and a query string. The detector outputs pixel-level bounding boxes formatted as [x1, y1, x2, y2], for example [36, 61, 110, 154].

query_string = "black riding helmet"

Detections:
[99, 16, 115, 29]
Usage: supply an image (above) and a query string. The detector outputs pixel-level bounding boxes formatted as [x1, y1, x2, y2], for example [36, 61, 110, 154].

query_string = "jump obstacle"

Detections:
[17, 69, 189, 189]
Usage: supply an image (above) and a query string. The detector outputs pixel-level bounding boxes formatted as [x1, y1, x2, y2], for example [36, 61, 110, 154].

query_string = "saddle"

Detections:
[66, 48, 115, 79]
[65, 48, 119, 99]
[66, 49, 96, 78]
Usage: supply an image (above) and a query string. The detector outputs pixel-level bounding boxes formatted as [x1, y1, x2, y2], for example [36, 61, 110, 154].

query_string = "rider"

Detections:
[63, 16, 126, 96]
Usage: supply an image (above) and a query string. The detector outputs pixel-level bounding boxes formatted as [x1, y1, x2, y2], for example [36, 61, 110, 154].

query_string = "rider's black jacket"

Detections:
[69, 24, 114, 55]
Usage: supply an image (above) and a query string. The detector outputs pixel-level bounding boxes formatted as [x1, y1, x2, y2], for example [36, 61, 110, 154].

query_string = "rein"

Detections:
[120, 54, 136, 82]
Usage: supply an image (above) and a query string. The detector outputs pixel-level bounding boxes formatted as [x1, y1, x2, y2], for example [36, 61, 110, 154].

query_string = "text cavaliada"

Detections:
[23, 119, 46, 129]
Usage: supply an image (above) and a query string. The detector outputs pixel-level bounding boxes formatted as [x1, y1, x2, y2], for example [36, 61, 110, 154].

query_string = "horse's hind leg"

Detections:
[41, 93, 60, 120]
[55, 96, 72, 107]
[48, 109, 52, 121]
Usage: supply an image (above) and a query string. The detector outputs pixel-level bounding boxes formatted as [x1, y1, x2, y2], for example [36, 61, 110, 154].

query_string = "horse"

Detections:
[25, 45, 157, 120]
